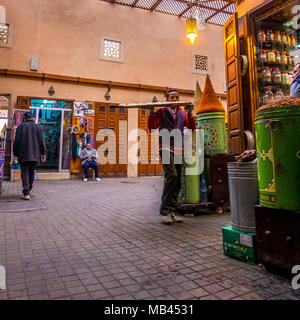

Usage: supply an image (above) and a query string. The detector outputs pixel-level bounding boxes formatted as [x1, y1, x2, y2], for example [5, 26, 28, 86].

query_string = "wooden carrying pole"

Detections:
[110, 101, 193, 109]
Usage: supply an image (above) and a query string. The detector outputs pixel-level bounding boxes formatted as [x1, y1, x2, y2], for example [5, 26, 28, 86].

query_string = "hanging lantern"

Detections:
[186, 17, 198, 44]
[192, 7, 206, 31]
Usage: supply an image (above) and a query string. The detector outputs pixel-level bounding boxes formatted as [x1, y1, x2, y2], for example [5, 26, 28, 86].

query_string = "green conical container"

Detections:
[255, 105, 300, 211]
[196, 112, 228, 155]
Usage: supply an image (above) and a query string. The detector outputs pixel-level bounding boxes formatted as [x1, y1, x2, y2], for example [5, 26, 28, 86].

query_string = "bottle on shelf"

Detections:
[274, 30, 282, 43]
[281, 52, 288, 65]
[258, 50, 267, 63]
[275, 51, 281, 64]
[290, 56, 295, 67]
[287, 33, 291, 47]
[286, 52, 291, 66]
[274, 88, 284, 100]
[257, 30, 266, 42]
[272, 68, 282, 84]
[266, 30, 274, 42]
[267, 50, 276, 63]
[263, 87, 274, 105]
[200, 175, 208, 204]
[282, 71, 289, 85]
[281, 31, 288, 45]
[289, 73, 294, 85]
[262, 67, 272, 83]
[291, 34, 296, 49]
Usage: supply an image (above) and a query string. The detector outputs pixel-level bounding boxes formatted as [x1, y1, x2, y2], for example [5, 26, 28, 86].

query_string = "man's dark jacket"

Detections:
[13, 119, 46, 163]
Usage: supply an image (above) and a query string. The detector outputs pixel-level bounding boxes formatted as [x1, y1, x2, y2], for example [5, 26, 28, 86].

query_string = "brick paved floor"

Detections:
[0, 178, 299, 300]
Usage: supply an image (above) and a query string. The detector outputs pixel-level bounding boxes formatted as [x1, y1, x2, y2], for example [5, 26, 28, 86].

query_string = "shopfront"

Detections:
[223, 0, 299, 155]
[29, 99, 72, 173]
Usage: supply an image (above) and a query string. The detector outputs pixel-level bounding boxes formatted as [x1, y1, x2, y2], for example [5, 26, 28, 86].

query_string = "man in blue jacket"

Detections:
[290, 63, 300, 97]
[13, 111, 46, 200]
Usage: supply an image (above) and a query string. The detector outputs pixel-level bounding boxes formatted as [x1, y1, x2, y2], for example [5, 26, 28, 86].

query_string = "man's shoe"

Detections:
[23, 195, 30, 200]
[171, 213, 183, 223]
[83, 178, 88, 182]
[161, 214, 173, 225]
[96, 177, 101, 182]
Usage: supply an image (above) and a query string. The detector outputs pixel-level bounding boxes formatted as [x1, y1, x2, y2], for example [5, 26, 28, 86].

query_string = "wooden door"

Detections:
[223, 13, 244, 155]
[95, 103, 128, 177]
[138, 109, 163, 176]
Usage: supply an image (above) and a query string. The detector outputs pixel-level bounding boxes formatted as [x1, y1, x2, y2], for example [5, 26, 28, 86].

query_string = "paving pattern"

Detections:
[0, 178, 299, 300]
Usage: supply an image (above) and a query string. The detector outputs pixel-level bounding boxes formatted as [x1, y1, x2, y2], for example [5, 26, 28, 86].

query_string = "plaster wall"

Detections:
[0, 0, 226, 94]
[0, 0, 228, 177]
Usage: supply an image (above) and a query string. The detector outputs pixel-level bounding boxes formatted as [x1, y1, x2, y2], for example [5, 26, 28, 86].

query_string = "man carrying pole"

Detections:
[148, 89, 196, 225]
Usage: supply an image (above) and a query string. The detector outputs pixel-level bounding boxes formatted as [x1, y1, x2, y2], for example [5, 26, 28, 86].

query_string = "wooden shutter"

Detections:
[16, 96, 30, 110]
[223, 13, 244, 155]
[94, 103, 128, 177]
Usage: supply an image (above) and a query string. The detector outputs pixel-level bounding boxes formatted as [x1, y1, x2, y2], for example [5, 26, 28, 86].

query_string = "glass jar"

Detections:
[262, 67, 272, 83]
[257, 30, 266, 42]
[274, 31, 282, 43]
[272, 68, 282, 84]
[287, 33, 291, 47]
[291, 35, 296, 49]
[282, 72, 289, 85]
[258, 50, 267, 63]
[275, 51, 281, 64]
[281, 32, 288, 45]
[287, 33, 292, 47]
[267, 50, 276, 63]
[290, 55, 295, 67]
[289, 73, 294, 85]
[263, 87, 274, 105]
[286, 52, 291, 65]
[281, 52, 288, 65]
[274, 88, 284, 100]
[266, 30, 274, 42]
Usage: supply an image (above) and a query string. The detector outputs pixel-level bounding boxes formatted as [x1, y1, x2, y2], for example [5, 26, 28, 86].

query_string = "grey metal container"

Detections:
[227, 162, 259, 233]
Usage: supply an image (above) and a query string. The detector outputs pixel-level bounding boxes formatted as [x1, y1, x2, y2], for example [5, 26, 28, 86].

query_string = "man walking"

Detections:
[148, 89, 196, 224]
[80, 143, 101, 182]
[13, 111, 46, 200]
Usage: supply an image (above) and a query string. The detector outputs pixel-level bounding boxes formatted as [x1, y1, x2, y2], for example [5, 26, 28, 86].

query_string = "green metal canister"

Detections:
[254, 105, 300, 211]
[196, 112, 228, 155]
[178, 129, 204, 203]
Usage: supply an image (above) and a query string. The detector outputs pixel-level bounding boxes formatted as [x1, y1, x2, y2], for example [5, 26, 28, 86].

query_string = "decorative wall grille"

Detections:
[104, 39, 121, 59]
[0, 24, 9, 44]
[194, 54, 209, 74]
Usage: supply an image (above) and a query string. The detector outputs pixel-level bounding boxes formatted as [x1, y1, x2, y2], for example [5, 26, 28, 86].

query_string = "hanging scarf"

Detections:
[71, 132, 77, 160]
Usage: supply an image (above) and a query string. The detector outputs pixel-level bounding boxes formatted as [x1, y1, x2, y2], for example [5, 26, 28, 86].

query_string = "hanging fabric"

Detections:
[71, 132, 77, 161]
[87, 134, 91, 144]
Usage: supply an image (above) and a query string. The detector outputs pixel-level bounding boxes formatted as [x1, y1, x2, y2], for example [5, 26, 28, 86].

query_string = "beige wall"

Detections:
[1, 0, 226, 95]
[0, 0, 228, 177]
[237, 0, 267, 18]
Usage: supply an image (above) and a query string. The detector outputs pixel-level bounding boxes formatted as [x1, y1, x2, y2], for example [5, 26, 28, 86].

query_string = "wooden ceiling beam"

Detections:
[178, 7, 191, 18]
[206, 2, 232, 22]
[132, 0, 140, 6]
[175, 0, 234, 15]
[150, 0, 164, 11]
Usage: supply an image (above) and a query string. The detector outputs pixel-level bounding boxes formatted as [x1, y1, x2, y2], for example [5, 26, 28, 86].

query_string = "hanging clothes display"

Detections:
[71, 132, 77, 161]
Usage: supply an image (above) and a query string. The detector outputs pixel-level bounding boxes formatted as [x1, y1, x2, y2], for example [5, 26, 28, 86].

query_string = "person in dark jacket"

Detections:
[290, 63, 300, 97]
[13, 111, 46, 200]
[148, 89, 196, 224]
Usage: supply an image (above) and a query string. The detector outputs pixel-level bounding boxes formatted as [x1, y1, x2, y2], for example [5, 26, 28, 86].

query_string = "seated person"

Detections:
[80, 143, 101, 182]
